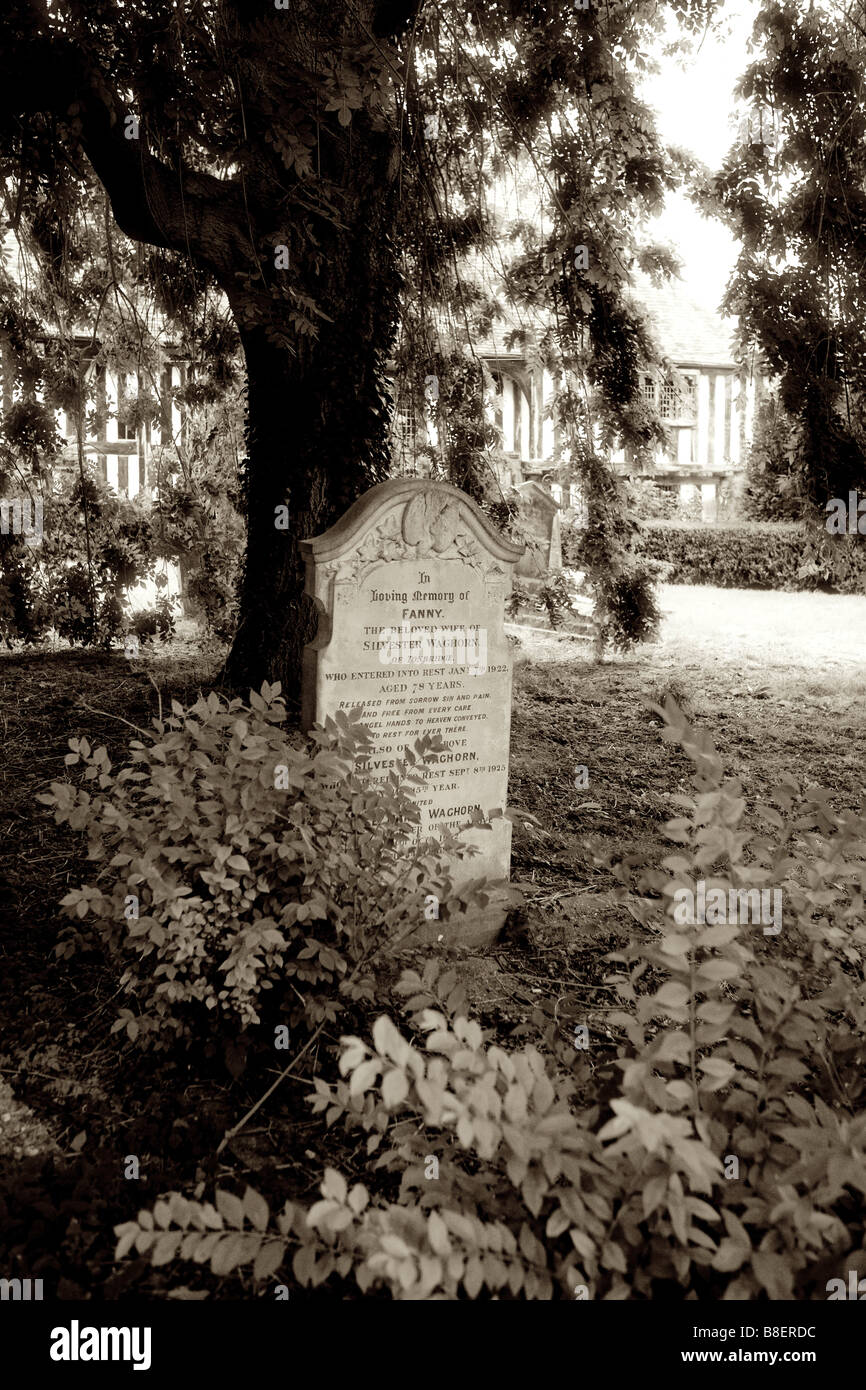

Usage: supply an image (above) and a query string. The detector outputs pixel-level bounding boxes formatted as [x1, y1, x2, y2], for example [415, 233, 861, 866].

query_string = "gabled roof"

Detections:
[627, 270, 739, 370]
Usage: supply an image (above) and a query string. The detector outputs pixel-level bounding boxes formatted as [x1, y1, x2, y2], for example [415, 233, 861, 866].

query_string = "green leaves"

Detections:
[42, 688, 474, 1051]
[113, 695, 866, 1303]
[114, 1187, 288, 1283]
[381, 1068, 409, 1108]
[214, 1189, 244, 1228]
[654, 980, 689, 1011]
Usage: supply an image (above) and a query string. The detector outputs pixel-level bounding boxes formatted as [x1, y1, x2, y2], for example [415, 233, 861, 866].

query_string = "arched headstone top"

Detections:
[517, 480, 560, 515]
[299, 478, 524, 568]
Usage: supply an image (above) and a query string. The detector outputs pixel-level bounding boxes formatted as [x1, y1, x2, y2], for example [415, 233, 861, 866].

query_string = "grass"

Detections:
[504, 583, 866, 955]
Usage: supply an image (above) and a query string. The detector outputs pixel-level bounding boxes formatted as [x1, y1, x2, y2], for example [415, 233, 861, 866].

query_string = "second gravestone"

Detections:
[515, 480, 562, 584]
[300, 478, 523, 947]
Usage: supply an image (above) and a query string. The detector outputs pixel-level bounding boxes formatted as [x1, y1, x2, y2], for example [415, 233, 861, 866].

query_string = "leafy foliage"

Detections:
[0, 1151, 140, 1302]
[637, 520, 866, 593]
[706, 0, 866, 510]
[563, 449, 662, 653]
[0, 171, 245, 647]
[626, 477, 682, 522]
[743, 391, 809, 522]
[150, 366, 246, 640]
[0, 469, 179, 647]
[507, 573, 581, 630]
[38, 686, 502, 1060]
[120, 700, 866, 1297]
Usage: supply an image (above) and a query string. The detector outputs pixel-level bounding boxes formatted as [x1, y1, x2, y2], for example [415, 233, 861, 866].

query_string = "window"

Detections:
[391, 397, 417, 466]
[394, 403, 415, 446]
[658, 377, 678, 419]
[739, 107, 777, 154]
[648, 372, 697, 423]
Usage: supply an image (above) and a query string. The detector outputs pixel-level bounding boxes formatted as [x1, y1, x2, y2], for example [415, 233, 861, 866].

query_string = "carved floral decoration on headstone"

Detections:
[322, 489, 502, 604]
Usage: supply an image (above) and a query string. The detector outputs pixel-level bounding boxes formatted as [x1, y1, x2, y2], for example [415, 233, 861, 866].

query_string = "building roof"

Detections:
[466, 295, 539, 363]
[627, 271, 739, 370]
[469, 268, 741, 372]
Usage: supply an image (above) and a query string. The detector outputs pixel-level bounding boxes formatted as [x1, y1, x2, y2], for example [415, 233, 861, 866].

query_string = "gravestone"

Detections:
[515, 480, 561, 583]
[512, 481, 595, 637]
[300, 478, 523, 947]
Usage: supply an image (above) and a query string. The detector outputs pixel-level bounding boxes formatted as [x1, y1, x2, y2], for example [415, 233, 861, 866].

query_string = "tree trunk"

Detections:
[218, 328, 327, 712]
[219, 146, 402, 708]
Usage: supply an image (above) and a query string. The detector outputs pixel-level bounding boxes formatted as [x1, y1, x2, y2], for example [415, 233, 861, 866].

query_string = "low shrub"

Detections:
[38, 685, 501, 1065]
[127, 589, 178, 647]
[0, 1152, 140, 1302]
[120, 701, 866, 1297]
[0, 471, 174, 648]
[626, 478, 683, 522]
[635, 520, 866, 593]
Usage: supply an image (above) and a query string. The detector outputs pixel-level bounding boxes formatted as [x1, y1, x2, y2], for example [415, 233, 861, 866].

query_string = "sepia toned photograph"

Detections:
[0, 0, 863, 1365]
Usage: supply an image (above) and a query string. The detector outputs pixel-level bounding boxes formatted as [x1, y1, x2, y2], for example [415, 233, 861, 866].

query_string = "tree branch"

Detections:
[1, 1, 252, 281]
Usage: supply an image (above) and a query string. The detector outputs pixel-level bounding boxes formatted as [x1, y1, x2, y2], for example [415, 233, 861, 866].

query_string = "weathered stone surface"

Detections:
[300, 478, 523, 946]
[515, 480, 562, 582]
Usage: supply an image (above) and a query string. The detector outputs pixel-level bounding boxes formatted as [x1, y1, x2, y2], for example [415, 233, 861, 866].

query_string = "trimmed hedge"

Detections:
[630, 520, 866, 593]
